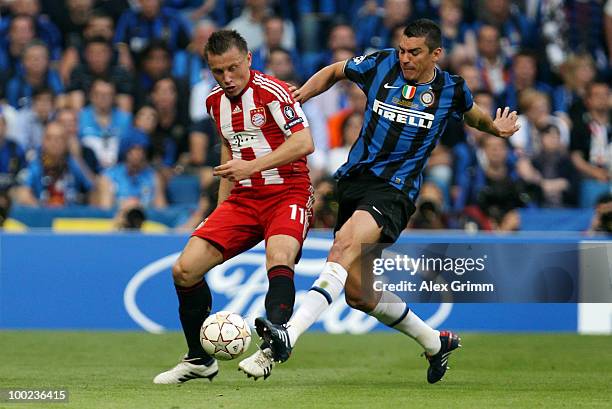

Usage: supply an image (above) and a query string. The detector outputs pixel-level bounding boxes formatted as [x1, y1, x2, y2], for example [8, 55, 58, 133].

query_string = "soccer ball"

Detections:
[200, 311, 252, 360]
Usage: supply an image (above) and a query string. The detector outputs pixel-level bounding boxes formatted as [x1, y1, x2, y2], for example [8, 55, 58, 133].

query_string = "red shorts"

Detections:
[192, 183, 314, 261]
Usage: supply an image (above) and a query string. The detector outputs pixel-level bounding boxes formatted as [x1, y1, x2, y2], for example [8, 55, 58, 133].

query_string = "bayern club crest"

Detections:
[250, 107, 266, 127]
[420, 90, 435, 106]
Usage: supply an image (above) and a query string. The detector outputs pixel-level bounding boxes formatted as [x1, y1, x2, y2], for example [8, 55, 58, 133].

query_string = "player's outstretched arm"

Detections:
[464, 103, 520, 139]
[213, 128, 314, 182]
[216, 142, 233, 205]
[292, 61, 347, 103]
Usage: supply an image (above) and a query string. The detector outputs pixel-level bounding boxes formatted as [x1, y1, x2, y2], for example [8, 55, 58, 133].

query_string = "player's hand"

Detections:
[291, 86, 305, 103]
[493, 107, 520, 138]
[213, 159, 256, 182]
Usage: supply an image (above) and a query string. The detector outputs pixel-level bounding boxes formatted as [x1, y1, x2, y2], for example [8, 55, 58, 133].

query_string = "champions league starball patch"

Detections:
[250, 107, 266, 127]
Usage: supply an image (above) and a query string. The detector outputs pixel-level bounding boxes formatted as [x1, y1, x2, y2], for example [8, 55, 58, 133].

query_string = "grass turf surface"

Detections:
[0, 331, 610, 409]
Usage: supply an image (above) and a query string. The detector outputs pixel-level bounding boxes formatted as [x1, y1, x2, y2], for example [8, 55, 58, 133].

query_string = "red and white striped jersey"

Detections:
[206, 70, 310, 188]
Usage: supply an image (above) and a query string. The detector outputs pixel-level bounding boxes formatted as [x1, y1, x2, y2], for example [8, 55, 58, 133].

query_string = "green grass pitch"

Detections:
[0, 331, 610, 408]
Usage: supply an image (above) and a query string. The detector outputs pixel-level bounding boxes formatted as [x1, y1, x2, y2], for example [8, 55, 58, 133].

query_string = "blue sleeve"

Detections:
[451, 78, 474, 120]
[114, 11, 132, 44]
[343, 50, 388, 90]
[48, 70, 64, 94]
[172, 50, 188, 79]
[5, 77, 20, 108]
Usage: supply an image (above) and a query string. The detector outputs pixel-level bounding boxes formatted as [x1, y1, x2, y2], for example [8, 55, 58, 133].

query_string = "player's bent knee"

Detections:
[266, 251, 293, 269]
[344, 284, 376, 312]
[172, 259, 202, 287]
[328, 232, 359, 265]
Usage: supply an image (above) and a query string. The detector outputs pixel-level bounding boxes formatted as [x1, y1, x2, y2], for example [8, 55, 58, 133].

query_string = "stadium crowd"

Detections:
[0, 0, 611, 232]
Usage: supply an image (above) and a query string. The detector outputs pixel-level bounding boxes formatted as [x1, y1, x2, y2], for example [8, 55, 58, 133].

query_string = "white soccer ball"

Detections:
[200, 311, 252, 360]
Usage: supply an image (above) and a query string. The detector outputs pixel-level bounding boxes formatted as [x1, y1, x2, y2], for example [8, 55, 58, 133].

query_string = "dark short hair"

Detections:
[403, 19, 441, 51]
[204, 30, 248, 60]
[84, 36, 112, 49]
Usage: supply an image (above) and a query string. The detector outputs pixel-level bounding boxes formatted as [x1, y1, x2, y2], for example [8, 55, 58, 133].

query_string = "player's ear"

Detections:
[431, 47, 443, 63]
[246, 51, 252, 68]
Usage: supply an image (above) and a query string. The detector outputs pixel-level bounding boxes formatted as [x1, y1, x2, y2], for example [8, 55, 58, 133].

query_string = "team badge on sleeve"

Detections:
[250, 107, 266, 127]
[283, 105, 296, 120]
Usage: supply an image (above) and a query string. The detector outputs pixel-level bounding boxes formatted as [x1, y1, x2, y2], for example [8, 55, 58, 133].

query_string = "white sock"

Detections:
[369, 290, 441, 355]
[286, 262, 348, 346]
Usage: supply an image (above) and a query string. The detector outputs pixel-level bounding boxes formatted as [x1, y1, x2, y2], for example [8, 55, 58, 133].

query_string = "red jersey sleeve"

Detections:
[253, 73, 309, 137]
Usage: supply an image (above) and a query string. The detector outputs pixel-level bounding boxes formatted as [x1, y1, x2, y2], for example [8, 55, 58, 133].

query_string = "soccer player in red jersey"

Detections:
[154, 30, 315, 384]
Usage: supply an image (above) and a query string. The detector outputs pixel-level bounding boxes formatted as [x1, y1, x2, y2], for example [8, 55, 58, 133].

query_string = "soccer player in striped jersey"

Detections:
[253, 19, 520, 383]
[154, 30, 315, 384]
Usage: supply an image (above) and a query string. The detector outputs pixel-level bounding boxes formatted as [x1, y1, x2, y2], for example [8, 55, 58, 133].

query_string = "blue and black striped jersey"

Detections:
[337, 48, 474, 203]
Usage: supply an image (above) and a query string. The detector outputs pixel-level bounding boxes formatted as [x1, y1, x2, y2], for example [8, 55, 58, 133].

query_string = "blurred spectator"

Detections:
[0, 0, 62, 61]
[327, 110, 362, 175]
[265, 47, 296, 82]
[474, 24, 509, 98]
[58, 8, 117, 84]
[565, 0, 610, 72]
[311, 177, 337, 229]
[529, 124, 578, 207]
[174, 18, 216, 86]
[98, 129, 167, 209]
[409, 181, 449, 229]
[15, 122, 93, 206]
[461, 135, 522, 231]
[570, 80, 612, 208]
[0, 15, 36, 80]
[0, 110, 26, 193]
[607, 0, 612, 67]
[150, 77, 190, 167]
[43, 0, 95, 49]
[114, 0, 192, 71]
[553, 53, 596, 120]
[66, 37, 133, 112]
[455, 63, 483, 91]
[185, 19, 218, 121]
[226, 0, 295, 51]
[5, 40, 64, 109]
[512, 89, 569, 159]
[56, 107, 99, 176]
[252, 15, 301, 77]
[78, 78, 132, 170]
[451, 90, 495, 212]
[133, 40, 191, 111]
[533, 0, 569, 73]
[326, 80, 366, 149]
[0, 190, 11, 227]
[13, 87, 55, 159]
[355, 0, 411, 52]
[588, 193, 612, 235]
[437, 0, 476, 69]
[500, 50, 553, 112]
[188, 117, 217, 169]
[475, 0, 533, 60]
[133, 103, 176, 172]
[305, 23, 357, 78]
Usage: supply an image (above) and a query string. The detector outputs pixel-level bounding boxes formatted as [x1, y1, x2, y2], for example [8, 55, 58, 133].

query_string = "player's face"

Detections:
[208, 47, 252, 98]
[398, 35, 441, 83]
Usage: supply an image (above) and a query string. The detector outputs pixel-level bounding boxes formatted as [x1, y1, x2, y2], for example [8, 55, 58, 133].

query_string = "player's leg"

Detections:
[155, 197, 263, 384]
[239, 186, 312, 379]
[173, 237, 223, 364]
[153, 237, 223, 384]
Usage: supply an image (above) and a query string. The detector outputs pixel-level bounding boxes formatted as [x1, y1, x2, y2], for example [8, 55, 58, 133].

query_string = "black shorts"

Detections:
[334, 170, 416, 243]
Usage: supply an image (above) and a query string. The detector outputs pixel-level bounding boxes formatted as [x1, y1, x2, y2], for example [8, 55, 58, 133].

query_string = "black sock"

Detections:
[175, 280, 214, 365]
[265, 265, 295, 325]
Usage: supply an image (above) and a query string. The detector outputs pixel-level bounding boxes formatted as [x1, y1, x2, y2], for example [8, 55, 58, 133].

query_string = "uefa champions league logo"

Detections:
[124, 238, 452, 333]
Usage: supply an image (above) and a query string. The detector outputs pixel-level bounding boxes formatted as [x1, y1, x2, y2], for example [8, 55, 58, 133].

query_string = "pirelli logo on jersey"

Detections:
[373, 99, 434, 129]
